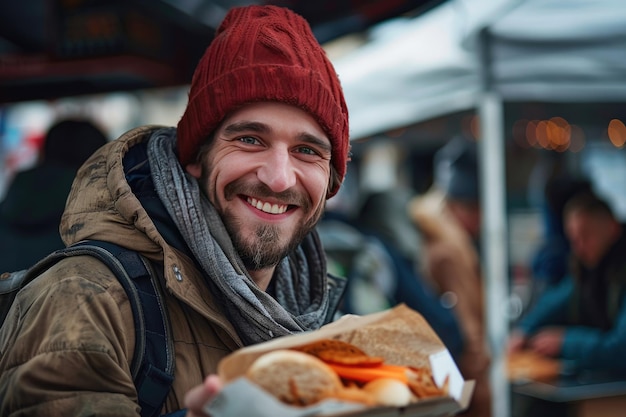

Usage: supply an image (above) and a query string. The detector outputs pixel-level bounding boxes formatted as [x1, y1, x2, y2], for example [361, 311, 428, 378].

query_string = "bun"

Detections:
[246, 349, 343, 405]
[362, 378, 414, 407]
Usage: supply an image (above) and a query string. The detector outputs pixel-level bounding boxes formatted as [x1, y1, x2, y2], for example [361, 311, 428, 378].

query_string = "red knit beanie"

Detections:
[177, 5, 350, 197]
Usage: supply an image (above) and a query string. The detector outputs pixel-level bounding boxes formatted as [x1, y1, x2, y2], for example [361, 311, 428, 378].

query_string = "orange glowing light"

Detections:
[608, 119, 626, 148]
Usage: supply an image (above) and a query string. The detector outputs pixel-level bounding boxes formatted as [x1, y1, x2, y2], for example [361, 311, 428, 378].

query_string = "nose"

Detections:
[257, 148, 297, 192]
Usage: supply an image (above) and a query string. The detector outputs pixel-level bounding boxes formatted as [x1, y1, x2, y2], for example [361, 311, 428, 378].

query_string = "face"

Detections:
[565, 210, 619, 268]
[186, 102, 332, 271]
[448, 200, 481, 240]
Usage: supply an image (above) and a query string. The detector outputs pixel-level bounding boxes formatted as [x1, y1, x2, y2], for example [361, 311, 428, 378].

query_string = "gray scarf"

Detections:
[147, 128, 331, 345]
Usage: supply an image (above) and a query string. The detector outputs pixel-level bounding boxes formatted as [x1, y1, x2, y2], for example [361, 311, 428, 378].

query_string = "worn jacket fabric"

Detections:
[518, 226, 626, 375]
[409, 189, 491, 417]
[0, 126, 344, 416]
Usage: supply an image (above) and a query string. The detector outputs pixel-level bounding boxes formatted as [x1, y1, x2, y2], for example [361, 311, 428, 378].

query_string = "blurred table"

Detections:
[508, 351, 626, 417]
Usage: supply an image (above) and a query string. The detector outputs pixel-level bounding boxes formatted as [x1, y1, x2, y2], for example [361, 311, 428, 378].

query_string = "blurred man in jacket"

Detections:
[409, 137, 491, 417]
[509, 191, 626, 373]
[508, 191, 626, 417]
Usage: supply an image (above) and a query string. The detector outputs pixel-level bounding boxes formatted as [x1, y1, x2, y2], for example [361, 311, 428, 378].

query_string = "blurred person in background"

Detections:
[508, 190, 626, 417]
[508, 191, 626, 416]
[345, 186, 464, 360]
[526, 175, 594, 308]
[0, 118, 108, 272]
[510, 191, 626, 363]
[408, 137, 491, 417]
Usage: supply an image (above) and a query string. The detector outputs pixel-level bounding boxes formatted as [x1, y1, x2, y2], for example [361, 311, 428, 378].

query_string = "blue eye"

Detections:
[239, 136, 259, 145]
[297, 146, 317, 155]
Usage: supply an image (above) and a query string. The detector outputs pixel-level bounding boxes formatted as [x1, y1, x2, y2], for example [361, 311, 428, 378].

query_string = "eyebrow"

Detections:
[223, 121, 332, 154]
[223, 121, 270, 136]
[298, 132, 332, 155]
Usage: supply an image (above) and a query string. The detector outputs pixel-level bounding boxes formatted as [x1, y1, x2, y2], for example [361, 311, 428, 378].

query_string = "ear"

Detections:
[185, 162, 202, 178]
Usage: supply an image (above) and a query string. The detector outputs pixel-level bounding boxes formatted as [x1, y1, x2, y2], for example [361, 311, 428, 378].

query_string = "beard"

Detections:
[223, 182, 324, 270]
[200, 167, 325, 270]
[228, 216, 313, 270]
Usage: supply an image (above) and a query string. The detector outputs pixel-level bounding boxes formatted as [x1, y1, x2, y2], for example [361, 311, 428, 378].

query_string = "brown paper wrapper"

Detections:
[214, 304, 474, 417]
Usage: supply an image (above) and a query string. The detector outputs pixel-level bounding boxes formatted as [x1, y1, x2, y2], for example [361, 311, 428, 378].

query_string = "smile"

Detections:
[247, 197, 289, 214]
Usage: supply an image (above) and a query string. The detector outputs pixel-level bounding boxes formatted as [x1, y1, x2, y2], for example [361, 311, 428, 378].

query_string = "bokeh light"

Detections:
[608, 119, 626, 148]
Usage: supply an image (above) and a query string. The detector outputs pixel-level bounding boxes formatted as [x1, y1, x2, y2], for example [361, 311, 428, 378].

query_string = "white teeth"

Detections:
[247, 197, 288, 214]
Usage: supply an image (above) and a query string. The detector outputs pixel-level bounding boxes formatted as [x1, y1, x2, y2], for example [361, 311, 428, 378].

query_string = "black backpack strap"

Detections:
[69, 241, 175, 417]
[0, 269, 29, 328]
[25, 241, 174, 417]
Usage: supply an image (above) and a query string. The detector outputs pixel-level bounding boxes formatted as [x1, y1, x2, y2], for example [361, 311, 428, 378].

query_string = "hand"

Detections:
[507, 330, 527, 354]
[185, 375, 223, 417]
[527, 327, 565, 357]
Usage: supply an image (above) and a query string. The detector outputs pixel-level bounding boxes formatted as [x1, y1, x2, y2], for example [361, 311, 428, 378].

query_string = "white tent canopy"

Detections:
[333, 2, 480, 140]
[334, 0, 626, 139]
[486, 0, 626, 102]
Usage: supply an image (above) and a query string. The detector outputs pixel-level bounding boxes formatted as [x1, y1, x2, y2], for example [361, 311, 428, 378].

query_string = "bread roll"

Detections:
[362, 378, 413, 407]
[246, 349, 343, 405]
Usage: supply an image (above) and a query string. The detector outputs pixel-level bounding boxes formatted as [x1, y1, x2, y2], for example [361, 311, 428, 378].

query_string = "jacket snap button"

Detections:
[172, 265, 183, 282]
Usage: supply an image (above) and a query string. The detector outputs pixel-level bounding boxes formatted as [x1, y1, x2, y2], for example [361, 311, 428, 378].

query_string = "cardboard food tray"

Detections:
[208, 304, 474, 417]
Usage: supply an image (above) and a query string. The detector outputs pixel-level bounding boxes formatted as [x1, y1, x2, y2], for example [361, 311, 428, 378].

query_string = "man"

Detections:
[527, 175, 593, 307]
[508, 192, 626, 417]
[508, 191, 626, 372]
[408, 137, 491, 417]
[0, 5, 349, 416]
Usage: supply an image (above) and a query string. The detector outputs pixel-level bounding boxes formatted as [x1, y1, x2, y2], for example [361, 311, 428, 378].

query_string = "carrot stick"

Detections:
[327, 363, 410, 383]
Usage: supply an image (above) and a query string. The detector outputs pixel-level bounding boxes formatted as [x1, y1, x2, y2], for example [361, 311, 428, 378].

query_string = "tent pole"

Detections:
[478, 27, 511, 417]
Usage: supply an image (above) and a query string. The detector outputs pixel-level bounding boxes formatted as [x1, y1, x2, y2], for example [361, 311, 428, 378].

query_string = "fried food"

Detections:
[245, 338, 449, 408]
[406, 366, 449, 398]
[292, 338, 384, 366]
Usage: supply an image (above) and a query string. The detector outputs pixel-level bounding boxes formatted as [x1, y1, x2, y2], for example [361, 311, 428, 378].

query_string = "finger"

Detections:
[185, 375, 223, 415]
[205, 375, 223, 396]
